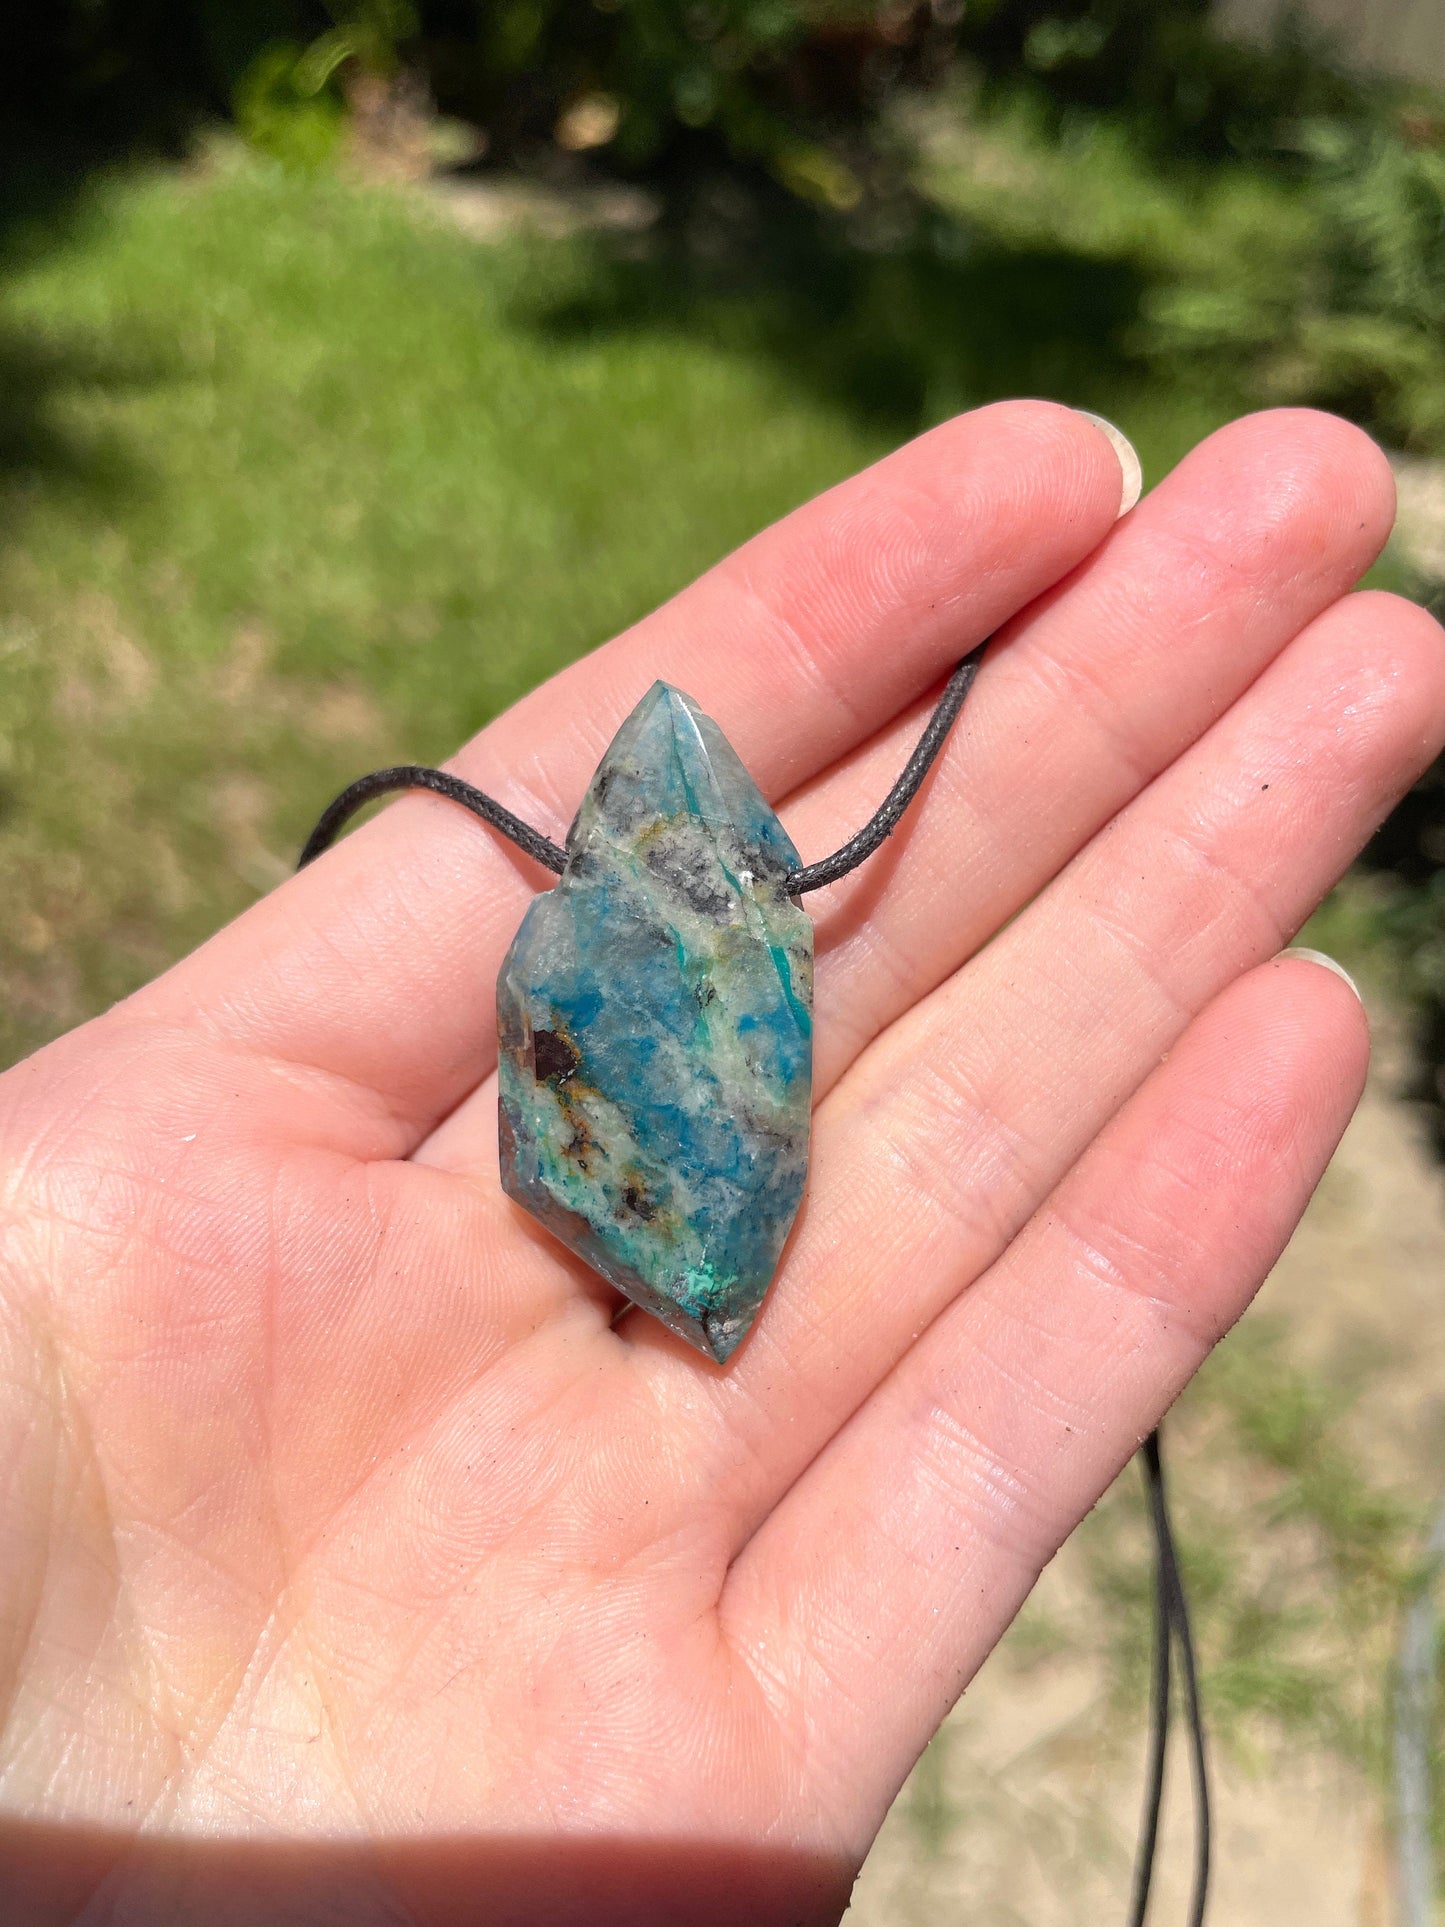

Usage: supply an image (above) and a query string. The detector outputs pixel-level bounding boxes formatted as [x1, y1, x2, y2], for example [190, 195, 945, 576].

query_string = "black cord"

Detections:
[1163, 1447, 1211, 1927]
[296, 642, 1210, 1925]
[784, 644, 986, 893]
[297, 764, 568, 875]
[294, 643, 988, 894]
[1129, 1430, 1174, 1927]
[1131, 1427, 1212, 1927]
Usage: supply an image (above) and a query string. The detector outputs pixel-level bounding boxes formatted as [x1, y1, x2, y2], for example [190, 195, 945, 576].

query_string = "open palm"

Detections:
[2, 403, 1440, 1925]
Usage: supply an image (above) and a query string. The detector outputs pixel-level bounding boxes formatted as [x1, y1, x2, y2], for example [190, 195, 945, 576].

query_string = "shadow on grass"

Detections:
[0, 323, 164, 524]
[0, 161, 171, 538]
[520, 184, 1149, 437]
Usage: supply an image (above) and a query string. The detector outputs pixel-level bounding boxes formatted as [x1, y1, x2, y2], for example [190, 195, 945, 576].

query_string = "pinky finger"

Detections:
[721, 952, 1369, 1843]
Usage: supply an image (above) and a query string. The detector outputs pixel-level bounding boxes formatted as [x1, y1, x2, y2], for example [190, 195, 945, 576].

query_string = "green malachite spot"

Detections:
[497, 682, 814, 1362]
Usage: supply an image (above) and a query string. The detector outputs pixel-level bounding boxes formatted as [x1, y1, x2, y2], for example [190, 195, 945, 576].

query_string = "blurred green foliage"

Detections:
[7, 1, 938, 186]
[961, 0, 1364, 159]
[1152, 118, 1445, 451]
[919, 84, 1445, 454]
[233, 39, 349, 169]
[0, 3, 1399, 191]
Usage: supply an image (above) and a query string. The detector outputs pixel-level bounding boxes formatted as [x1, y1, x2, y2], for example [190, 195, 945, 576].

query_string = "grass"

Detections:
[0, 148, 904, 1066]
[872, 1313, 1426, 1919]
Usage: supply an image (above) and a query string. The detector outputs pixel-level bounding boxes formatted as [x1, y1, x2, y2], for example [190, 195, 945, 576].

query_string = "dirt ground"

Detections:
[847, 989, 1445, 1926]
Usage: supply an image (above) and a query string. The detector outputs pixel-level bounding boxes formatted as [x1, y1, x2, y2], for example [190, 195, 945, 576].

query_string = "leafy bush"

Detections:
[958, 0, 1365, 159]
[917, 80, 1445, 457]
[233, 40, 348, 171]
[1146, 117, 1445, 452]
[5, 3, 954, 200]
[295, 2, 962, 209]
[6, 2, 1370, 194]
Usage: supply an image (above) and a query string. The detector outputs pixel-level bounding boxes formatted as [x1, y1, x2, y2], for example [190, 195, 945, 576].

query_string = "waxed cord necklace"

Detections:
[301, 642, 1210, 1923]
[299, 647, 987, 893]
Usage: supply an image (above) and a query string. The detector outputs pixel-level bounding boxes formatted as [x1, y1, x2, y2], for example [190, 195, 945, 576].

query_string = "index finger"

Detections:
[124, 401, 1129, 1148]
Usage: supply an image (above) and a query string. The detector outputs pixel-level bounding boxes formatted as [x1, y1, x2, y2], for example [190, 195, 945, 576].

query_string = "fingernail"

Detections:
[1282, 947, 1363, 1001]
[1077, 410, 1143, 518]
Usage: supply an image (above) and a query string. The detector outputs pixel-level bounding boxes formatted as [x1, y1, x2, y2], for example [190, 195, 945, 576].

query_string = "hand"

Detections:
[1, 404, 1437, 1926]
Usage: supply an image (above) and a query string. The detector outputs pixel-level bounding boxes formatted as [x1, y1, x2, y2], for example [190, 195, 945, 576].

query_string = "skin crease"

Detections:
[0, 401, 1442, 1925]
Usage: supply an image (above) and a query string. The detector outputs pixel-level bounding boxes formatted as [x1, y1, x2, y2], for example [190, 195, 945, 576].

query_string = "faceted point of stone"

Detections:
[497, 683, 813, 1362]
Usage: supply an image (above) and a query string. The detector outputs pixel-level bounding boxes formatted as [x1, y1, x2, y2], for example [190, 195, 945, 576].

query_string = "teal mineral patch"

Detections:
[497, 682, 813, 1362]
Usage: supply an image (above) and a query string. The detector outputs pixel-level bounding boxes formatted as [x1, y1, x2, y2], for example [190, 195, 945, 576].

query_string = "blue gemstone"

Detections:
[497, 683, 813, 1361]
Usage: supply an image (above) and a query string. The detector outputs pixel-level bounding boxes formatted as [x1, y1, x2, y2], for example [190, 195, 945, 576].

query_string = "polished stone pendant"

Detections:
[497, 683, 813, 1362]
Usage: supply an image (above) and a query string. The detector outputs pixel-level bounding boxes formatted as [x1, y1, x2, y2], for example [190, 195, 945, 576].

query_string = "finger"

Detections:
[718, 954, 1369, 1836]
[649, 588, 1445, 1518]
[122, 403, 1127, 1147]
[796, 408, 1394, 1092]
[416, 408, 1394, 1181]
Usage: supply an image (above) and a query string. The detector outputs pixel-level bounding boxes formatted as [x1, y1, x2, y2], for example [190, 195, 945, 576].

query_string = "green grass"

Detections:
[995, 1311, 1413, 1762]
[879, 1314, 1426, 1916]
[0, 150, 899, 1065]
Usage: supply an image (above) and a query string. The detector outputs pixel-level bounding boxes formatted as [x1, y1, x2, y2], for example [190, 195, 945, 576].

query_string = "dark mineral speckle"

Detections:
[532, 1027, 580, 1084]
